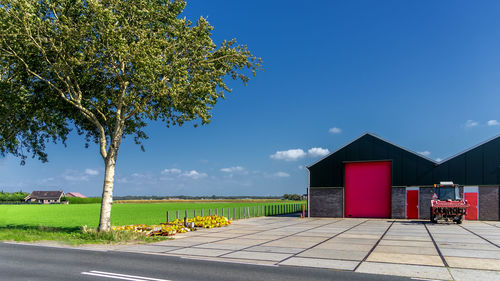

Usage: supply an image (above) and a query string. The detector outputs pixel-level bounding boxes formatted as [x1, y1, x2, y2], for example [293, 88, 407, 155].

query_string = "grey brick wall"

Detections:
[310, 188, 343, 217]
[419, 187, 433, 219]
[391, 187, 406, 219]
[479, 186, 499, 221]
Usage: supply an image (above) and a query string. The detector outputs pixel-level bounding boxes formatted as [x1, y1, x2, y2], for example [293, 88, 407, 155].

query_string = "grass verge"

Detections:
[0, 225, 169, 245]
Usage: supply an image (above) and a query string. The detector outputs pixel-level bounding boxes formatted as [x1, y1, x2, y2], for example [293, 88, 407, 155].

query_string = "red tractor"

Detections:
[430, 182, 469, 224]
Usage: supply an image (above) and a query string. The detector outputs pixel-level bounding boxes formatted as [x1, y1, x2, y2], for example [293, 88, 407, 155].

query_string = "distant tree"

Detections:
[283, 193, 302, 201]
[0, 0, 261, 231]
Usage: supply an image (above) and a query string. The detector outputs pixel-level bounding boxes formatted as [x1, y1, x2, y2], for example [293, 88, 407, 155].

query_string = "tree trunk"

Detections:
[98, 155, 117, 232]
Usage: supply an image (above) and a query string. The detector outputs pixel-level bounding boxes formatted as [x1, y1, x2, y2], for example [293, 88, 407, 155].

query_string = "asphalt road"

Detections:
[0, 242, 412, 281]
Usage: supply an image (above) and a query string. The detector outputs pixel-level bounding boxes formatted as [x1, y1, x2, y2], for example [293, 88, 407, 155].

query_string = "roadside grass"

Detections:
[0, 225, 169, 245]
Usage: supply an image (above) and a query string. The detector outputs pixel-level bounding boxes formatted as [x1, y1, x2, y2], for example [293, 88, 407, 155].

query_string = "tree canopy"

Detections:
[0, 0, 261, 231]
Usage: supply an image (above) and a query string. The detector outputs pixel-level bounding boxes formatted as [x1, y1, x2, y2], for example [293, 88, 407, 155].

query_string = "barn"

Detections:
[307, 133, 500, 221]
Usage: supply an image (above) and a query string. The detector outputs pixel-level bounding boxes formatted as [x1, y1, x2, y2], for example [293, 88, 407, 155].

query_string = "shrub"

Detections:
[66, 197, 102, 204]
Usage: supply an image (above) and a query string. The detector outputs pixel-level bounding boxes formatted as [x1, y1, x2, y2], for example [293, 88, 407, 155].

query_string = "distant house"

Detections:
[24, 191, 64, 204]
[65, 192, 86, 198]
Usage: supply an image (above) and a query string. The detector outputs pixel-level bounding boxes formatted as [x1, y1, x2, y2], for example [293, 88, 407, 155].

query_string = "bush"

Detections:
[0, 191, 29, 202]
[66, 197, 102, 204]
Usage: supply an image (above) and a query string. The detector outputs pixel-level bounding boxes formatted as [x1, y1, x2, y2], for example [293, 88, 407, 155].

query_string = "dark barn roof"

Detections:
[27, 191, 64, 200]
[308, 133, 500, 187]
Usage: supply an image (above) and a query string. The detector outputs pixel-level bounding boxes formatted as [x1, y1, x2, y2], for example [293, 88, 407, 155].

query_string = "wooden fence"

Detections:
[165, 203, 305, 222]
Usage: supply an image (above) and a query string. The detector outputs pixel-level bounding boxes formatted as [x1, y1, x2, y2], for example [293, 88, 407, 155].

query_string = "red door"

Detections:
[344, 161, 392, 218]
[464, 193, 478, 220]
[406, 190, 419, 219]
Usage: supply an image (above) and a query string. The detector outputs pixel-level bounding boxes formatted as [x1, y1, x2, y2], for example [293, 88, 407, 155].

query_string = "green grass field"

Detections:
[0, 201, 306, 228]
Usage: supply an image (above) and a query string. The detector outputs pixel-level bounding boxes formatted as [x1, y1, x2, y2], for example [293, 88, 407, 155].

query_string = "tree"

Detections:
[0, 0, 261, 231]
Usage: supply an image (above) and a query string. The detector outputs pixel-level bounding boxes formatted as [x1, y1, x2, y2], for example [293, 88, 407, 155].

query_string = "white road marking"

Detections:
[81, 271, 172, 281]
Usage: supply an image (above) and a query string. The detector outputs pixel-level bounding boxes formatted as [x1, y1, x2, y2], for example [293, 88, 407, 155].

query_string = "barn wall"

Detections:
[479, 186, 499, 221]
[309, 188, 343, 217]
[391, 187, 406, 219]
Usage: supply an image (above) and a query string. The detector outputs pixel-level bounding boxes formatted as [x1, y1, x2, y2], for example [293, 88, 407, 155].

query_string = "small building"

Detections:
[65, 192, 86, 198]
[24, 191, 64, 204]
[307, 133, 500, 221]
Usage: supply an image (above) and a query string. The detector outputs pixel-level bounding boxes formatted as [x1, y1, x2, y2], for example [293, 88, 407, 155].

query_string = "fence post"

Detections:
[216, 208, 219, 216]
[201, 209, 204, 217]
[222, 208, 225, 217]
[194, 209, 197, 217]
[166, 211, 169, 222]
[238, 207, 241, 219]
[247, 207, 250, 218]
[185, 209, 188, 219]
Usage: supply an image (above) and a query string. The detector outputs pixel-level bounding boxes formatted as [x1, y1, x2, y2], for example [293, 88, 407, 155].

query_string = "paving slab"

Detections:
[436, 242, 498, 251]
[383, 235, 431, 241]
[181, 255, 278, 266]
[355, 262, 452, 280]
[221, 250, 292, 261]
[118, 245, 181, 253]
[328, 237, 378, 245]
[220, 238, 270, 246]
[313, 243, 373, 251]
[193, 243, 249, 251]
[245, 245, 305, 254]
[440, 248, 500, 259]
[173, 237, 225, 243]
[279, 257, 359, 270]
[372, 245, 438, 255]
[367, 252, 444, 266]
[450, 268, 500, 281]
[337, 234, 383, 239]
[167, 247, 232, 257]
[239, 234, 285, 240]
[378, 240, 434, 248]
[197, 232, 241, 238]
[262, 240, 323, 248]
[446, 256, 500, 271]
[298, 248, 367, 261]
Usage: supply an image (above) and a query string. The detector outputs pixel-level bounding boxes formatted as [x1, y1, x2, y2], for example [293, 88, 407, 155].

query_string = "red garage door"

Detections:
[345, 161, 392, 218]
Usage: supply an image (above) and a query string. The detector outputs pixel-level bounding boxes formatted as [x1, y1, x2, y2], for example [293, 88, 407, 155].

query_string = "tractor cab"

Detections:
[433, 182, 461, 201]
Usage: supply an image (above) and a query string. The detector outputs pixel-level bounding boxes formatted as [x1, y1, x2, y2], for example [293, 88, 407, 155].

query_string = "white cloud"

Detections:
[435, 158, 442, 162]
[270, 149, 306, 161]
[298, 165, 304, 170]
[308, 147, 330, 157]
[62, 170, 89, 182]
[274, 172, 290, 178]
[181, 170, 207, 179]
[329, 127, 342, 134]
[161, 168, 182, 174]
[85, 168, 99, 176]
[487, 120, 499, 126]
[465, 120, 478, 128]
[220, 166, 245, 173]
[418, 151, 431, 157]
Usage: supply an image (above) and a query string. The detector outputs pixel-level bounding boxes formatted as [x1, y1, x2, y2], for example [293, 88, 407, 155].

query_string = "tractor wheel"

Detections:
[430, 207, 437, 223]
[455, 216, 463, 224]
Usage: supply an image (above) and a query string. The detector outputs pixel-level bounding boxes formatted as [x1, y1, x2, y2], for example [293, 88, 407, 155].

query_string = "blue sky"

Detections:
[2, 0, 500, 196]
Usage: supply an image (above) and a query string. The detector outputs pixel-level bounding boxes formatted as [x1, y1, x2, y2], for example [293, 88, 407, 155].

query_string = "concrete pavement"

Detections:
[115, 217, 500, 280]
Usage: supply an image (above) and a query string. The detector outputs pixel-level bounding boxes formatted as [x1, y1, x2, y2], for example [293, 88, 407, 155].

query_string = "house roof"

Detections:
[27, 191, 64, 199]
[65, 192, 86, 198]
[307, 132, 437, 169]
